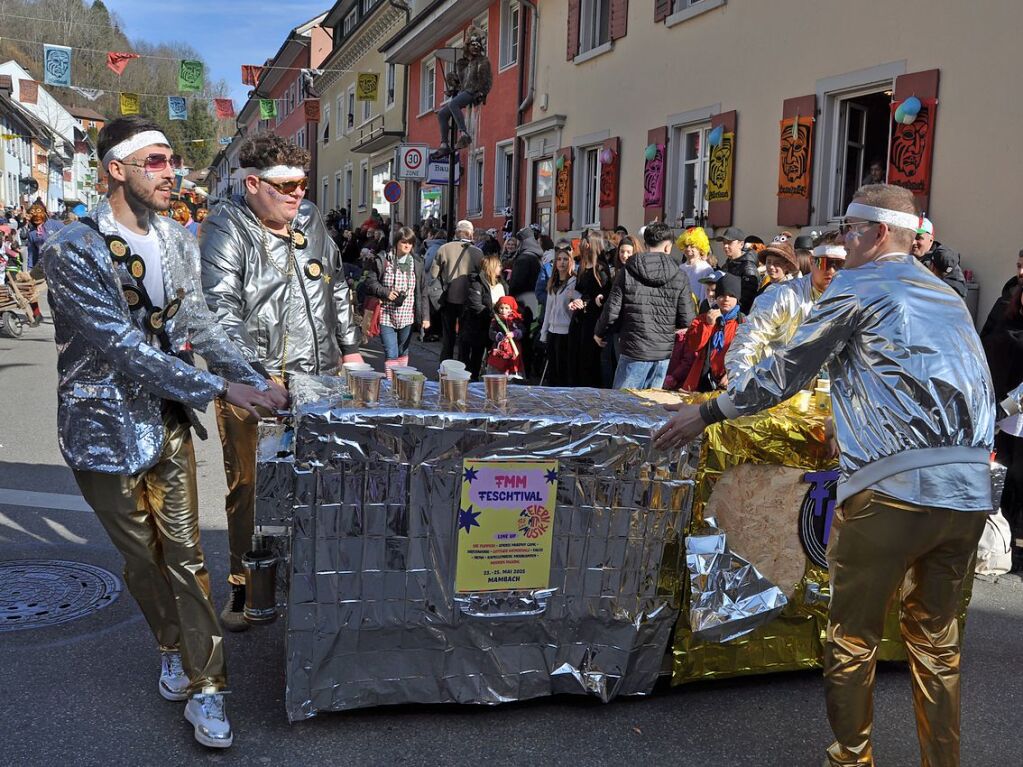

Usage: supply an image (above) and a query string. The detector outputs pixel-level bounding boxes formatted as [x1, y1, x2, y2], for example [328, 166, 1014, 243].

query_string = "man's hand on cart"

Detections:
[224, 381, 287, 422]
[654, 402, 708, 450]
[267, 379, 290, 409]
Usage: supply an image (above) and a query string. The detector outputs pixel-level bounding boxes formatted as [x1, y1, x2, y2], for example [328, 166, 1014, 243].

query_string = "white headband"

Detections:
[102, 131, 171, 167]
[844, 202, 922, 231]
[240, 165, 306, 179]
[813, 244, 847, 258]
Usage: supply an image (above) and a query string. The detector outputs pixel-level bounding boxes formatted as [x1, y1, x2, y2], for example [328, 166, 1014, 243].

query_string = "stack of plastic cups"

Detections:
[438, 359, 467, 384]
[395, 371, 426, 406]
[351, 371, 385, 405]
[342, 361, 372, 391]
[441, 370, 471, 406]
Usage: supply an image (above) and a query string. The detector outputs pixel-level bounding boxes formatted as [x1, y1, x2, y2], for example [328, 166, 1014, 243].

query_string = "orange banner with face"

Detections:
[777, 116, 814, 199]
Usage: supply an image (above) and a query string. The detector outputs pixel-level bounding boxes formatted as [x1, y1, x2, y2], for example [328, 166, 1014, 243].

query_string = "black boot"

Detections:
[220, 583, 250, 632]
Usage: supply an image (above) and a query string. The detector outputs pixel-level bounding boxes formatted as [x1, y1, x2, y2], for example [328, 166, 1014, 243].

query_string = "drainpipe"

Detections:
[511, 1, 538, 233]
[389, 0, 412, 223]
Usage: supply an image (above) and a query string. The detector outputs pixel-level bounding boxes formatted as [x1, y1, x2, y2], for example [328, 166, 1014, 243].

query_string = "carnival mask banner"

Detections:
[599, 149, 618, 208]
[356, 73, 379, 102]
[43, 44, 72, 87]
[107, 51, 140, 76]
[178, 60, 204, 92]
[555, 156, 572, 214]
[214, 98, 236, 119]
[888, 98, 936, 196]
[454, 459, 559, 593]
[19, 79, 38, 105]
[304, 98, 321, 122]
[706, 132, 735, 203]
[642, 143, 666, 208]
[259, 99, 278, 120]
[168, 96, 188, 121]
[119, 92, 140, 116]
[777, 116, 813, 199]
[241, 65, 263, 86]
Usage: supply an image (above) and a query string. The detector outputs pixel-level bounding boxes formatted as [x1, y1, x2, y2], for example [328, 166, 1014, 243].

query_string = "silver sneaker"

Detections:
[184, 692, 233, 749]
[158, 651, 189, 702]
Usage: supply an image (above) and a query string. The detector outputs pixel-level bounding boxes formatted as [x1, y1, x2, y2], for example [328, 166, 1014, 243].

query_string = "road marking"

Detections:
[0, 488, 91, 513]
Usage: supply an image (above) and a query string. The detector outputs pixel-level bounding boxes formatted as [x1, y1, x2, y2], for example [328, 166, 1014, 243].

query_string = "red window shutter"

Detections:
[707, 110, 737, 228]
[598, 137, 621, 230]
[654, 0, 672, 23]
[610, 0, 629, 40]
[776, 94, 816, 227]
[555, 147, 574, 233]
[643, 126, 668, 223]
[567, 0, 581, 60]
[888, 69, 939, 212]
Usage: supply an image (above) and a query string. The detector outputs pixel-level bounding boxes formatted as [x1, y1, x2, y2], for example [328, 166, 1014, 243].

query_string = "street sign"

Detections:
[383, 180, 402, 204]
[426, 158, 460, 185]
[395, 143, 429, 180]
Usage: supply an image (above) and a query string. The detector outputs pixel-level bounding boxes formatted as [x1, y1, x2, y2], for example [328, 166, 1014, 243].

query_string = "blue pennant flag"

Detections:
[168, 96, 188, 121]
[43, 44, 72, 87]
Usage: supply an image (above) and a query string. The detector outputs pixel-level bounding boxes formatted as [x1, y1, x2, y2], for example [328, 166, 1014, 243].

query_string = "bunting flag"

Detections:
[259, 99, 277, 120]
[43, 44, 72, 87]
[213, 98, 236, 119]
[356, 73, 378, 102]
[18, 79, 38, 105]
[119, 92, 140, 116]
[178, 60, 204, 92]
[304, 98, 321, 122]
[241, 65, 263, 86]
[71, 86, 103, 102]
[107, 51, 140, 76]
[218, 136, 233, 146]
[168, 96, 188, 121]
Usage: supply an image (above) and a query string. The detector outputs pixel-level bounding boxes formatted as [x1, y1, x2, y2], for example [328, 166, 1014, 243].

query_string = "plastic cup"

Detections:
[794, 389, 813, 413]
[441, 370, 471, 404]
[342, 362, 372, 390]
[351, 371, 385, 405]
[396, 372, 426, 405]
[438, 359, 467, 382]
[483, 374, 508, 404]
[815, 387, 832, 413]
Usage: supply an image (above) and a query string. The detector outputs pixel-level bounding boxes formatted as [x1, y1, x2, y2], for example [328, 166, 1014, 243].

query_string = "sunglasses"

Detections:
[814, 257, 845, 271]
[120, 153, 181, 172]
[260, 177, 308, 195]
[838, 220, 876, 236]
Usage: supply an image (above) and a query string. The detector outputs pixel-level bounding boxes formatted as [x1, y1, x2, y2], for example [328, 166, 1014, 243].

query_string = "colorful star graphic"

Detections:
[544, 468, 559, 484]
[457, 505, 481, 533]
[463, 466, 479, 484]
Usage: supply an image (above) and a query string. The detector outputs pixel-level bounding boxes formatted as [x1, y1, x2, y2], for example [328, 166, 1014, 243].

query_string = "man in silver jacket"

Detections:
[656, 184, 993, 767]
[42, 116, 288, 749]
[199, 133, 362, 630]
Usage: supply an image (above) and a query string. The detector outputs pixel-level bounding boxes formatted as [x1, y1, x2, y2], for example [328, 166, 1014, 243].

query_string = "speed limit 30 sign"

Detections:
[396, 143, 429, 180]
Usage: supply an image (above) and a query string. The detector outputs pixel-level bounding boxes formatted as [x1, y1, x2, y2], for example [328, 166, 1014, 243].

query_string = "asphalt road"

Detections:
[1, 306, 1020, 767]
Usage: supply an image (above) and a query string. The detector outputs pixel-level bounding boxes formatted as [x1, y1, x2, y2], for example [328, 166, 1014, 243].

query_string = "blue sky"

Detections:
[104, 1, 329, 106]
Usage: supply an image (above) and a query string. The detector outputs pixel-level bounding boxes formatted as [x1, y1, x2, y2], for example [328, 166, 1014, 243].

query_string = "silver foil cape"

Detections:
[725, 274, 815, 380]
[721, 253, 995, 506]
[685, 516, 787, 643]
[256, 375, 699, 721]
[199, 196, 359, 376]
[42, 198, 265, 474]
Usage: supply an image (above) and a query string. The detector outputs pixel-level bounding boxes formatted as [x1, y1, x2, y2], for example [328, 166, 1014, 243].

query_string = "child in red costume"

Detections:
[664, 273, 745, 392]
[486, 296, 525, 377]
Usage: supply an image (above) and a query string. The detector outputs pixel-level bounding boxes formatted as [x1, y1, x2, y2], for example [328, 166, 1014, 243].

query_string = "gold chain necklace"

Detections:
[259, 221, 295, 380]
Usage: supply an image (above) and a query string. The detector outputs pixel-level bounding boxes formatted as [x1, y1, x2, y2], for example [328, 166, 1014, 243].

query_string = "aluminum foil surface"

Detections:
[260, 374, 698, 721]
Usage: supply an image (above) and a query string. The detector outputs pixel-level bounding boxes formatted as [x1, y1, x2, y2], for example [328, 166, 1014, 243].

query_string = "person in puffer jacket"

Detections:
[664, 273, 745, 392]
[593, 222, 694, 389]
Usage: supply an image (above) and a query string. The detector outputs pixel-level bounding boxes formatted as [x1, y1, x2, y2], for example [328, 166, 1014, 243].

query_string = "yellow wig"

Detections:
[676, 226, 710, 256]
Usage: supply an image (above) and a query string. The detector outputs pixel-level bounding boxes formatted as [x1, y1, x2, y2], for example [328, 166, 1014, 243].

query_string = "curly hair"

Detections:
[239, 133, 310, 170]
[676, 226, 710, 256]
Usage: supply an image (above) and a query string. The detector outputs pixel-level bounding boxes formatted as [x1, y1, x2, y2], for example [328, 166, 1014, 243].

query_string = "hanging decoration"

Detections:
[707, 132, 735, 202]
[893, 95, 922, 125]
[18, 79, 38, 105]
[259, 99, 278, 120]
[119, 92, 141, 116]
[214, 98, 236, 119]
[168, 96, 188, 121]
[178, 60, 204, 92]
[241, 65, 263, 86]
[71, 86, 103, 101]
[555, 153, 572, 214]
[777, 115, 814, 200]
[42, 44, 72, 87]
[708, 124, 725, 147]
[599, 144, 619, 209]
[642, 143, 666, 208]
[106, 52, 140, 76]
[644, 143, 658, 162]
[356, 73, 379, 102]
[304, 99, 321, 122]
[888, 97, 936, 196]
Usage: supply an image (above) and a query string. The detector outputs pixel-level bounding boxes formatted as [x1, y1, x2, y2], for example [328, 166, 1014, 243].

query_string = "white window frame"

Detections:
[467, 147, 485, 217]
[668, 121, 712, 228]
[362, 89, 373, 123]
[420, 58, 436, 116]
[344, 163, 353, 211]
[493, 140, 514, 215]
[385, 63, 397, 110]
[335, 95, 344, 141]
[667, 0, 725, 28]
[346, 85, 356, 134]
[499, 1, 520, 70]
[334, 172, 343, 209]
[578, 0, 610, 56]
[343, 9, 358, 35]
[361, 0, 377, 14]
[359, 159, 369, 209]
[321, 176, 329, 211]
[371, 161, 392, 209]
[575, 144, 602, 229]
[322, 102, 330, 144]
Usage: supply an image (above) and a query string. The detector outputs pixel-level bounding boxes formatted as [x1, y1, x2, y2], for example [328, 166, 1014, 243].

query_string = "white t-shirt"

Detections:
[116, 223, 165, 307]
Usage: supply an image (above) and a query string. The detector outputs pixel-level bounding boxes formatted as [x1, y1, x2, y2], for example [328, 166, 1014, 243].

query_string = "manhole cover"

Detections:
[0, 560, 122, 632]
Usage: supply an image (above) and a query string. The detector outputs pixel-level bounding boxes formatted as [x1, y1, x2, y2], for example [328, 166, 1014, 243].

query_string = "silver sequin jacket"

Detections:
[199, 196, 358, 377]
[43, 199, 267, 475]
[718, 253, 994, 503]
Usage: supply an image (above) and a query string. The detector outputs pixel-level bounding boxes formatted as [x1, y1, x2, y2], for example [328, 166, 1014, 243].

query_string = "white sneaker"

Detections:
[184, 692, 233, 748]
[158, 651, 189, 702]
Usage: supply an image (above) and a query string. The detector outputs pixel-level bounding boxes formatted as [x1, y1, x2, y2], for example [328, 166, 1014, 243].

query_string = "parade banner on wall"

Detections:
[106, 52, 140, 76]
[356, 73, 379, 102]
[259, 99, 277, 120]
[19, 79, 38, 105]
[455, 459, 559, 593]
[888, 98, 936, 196]
[119, 92, 140, 116]
[178, 60, 204, 92]
[777, 116, 814, 199]
[599, 148, 618, 208]
[707, 131, 735, 203]
[168, 96, 188, 121]
[642, 143, 666, 208]
[214, 98, 236, 119]
[304, 98, 321, 122]
[43, 44, 72, 87]
[555, 157, 572, 214]
[241, 65, 263, 86]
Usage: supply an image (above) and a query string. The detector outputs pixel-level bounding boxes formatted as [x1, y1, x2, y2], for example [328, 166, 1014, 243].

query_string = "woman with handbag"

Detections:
[363, 227, 429, 379]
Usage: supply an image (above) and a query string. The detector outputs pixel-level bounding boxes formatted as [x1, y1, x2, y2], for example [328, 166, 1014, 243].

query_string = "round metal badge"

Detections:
[292, 231, 308, 249]
[106, 235, 130, 262]
[122, 285, 144, 309]
[304, 259, 323, 280]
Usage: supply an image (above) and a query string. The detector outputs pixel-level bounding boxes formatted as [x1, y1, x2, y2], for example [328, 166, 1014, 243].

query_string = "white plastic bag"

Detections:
[976, 510, 1013, 576]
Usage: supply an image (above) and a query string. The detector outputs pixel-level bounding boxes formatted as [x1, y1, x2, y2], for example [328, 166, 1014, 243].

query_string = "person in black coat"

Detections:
[981, 249, 1023, 338]
[458, 254, 508, 379]
[569, 232, 612, 387]
[714, 226, 759, 313]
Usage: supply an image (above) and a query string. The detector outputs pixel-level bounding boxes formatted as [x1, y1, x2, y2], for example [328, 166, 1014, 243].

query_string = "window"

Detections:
[361, 0, 377, 13]
[371, 162, 391, 208]
[343, 10, 358, 35]
[344, 165, 353, 210]
[362, 89, 373, 123]
[467, 148, 485, 216]
[322, 177, 328, 210]
[494, 141, 514, 214]
[359, 160, 369, 208]
[500, 1, 520, 69]
[335, 173, 342, 208]
[295, 128, 306, 149]
[824, 89, 892, 220]
[579, 0, 610, 54]
[346, 85, 356, 132]
[670, 123, 711, 227]
[335, 95, 344, 140]
[322, 102, 330, 145]
[386, 63, 396, 109]
[576, 145, 601, 227]
[673, 0, 706, 10]
[420, 59, 436, 114]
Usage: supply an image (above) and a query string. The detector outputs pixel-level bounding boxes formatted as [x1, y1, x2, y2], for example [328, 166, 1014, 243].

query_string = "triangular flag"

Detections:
[241, 65, 262, 86]
[304, 99, 321, 122]
[71, 86, 103, 102]
[43, 44, 72, 87]
[178, 60, 203, 92]
[259, 99, 277, 120]
[168, 96, 188, 121]
[19, 79, 38, 105]
[107, 52, 140, 76]
[119, 92, 140, 116]
[214, 98, 236, 119]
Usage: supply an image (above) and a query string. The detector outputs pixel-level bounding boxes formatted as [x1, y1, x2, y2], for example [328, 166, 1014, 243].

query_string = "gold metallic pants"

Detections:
[74, 415, 226, 693]
[824, 490, 986, 767]
[214, 398, 259, 586]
